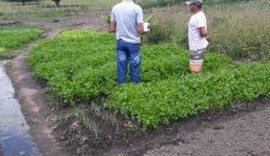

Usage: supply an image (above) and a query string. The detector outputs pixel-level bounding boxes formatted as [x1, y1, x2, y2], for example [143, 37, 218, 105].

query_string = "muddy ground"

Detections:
[2, 14, 270, 156]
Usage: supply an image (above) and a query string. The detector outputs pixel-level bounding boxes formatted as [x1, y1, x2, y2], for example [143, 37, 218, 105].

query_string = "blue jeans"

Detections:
[116, 39, 141, 84]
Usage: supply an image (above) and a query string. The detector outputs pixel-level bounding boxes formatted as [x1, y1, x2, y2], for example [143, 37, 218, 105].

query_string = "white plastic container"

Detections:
[143, 22, 151, 32]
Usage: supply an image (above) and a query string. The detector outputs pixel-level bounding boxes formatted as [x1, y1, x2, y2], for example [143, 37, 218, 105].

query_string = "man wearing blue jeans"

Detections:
[110, 0, 144, 84]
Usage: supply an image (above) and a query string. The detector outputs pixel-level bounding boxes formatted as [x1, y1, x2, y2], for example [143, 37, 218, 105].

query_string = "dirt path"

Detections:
[6, 33, 69, 156]
[5, 14, 106, 156]
[144, 100, 270, 156]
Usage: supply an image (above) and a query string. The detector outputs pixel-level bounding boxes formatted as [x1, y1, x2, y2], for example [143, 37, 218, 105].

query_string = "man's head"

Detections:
[123, 0, 135, 2]
[186, 0, 204, 12]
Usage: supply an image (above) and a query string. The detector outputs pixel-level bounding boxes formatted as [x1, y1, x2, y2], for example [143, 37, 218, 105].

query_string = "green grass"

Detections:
[0, 47, 6, 53]
[73, 107, 99, 138]
[29, 30, 270, 128]
[0, 27, 43, 57]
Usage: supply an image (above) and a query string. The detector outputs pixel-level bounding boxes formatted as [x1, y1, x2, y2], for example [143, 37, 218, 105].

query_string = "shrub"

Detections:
[143, 15, 177, 44]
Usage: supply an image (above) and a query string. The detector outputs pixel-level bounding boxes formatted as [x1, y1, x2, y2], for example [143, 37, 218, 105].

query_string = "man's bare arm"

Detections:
[137, 22, 144, 34]
[198, 26, 210, 41]
[198, 27, 208, 37]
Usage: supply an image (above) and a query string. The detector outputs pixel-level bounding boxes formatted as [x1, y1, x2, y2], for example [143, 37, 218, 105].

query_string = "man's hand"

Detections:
[110, 21, 117, 33]
[205, 32, 211, 42]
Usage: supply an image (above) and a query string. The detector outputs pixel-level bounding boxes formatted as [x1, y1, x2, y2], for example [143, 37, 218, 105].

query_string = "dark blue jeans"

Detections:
[116, 39, 141, 84]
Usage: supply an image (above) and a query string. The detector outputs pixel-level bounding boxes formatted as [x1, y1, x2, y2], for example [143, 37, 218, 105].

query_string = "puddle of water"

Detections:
[0, 61, 41, 156]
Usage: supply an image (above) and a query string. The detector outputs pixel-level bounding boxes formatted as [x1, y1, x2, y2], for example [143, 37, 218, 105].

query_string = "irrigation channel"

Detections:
[0, 60, 41, 156]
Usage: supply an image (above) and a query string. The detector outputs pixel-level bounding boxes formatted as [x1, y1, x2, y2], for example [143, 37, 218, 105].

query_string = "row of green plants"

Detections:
[110, 63, 270, 127]
[29, 30, 270, 128]
[0, 27, 43, 56]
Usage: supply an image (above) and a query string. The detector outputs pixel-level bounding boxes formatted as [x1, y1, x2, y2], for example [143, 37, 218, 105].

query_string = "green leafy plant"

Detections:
[29, 30, 270, 129]
[103, 14, 111, 25]
[0, 27, 43, 57]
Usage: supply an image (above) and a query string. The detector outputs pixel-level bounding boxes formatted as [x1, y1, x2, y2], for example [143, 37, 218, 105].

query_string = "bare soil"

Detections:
[145, 100, 270, 156]
[3, 14, 270, 156]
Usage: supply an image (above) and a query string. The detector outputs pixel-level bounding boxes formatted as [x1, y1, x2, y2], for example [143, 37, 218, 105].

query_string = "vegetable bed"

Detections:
[29, 30, 270, 128]
[0, 27, 43, 56]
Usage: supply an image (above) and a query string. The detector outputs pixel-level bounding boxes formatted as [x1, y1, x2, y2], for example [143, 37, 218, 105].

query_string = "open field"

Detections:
[1, 0, 270, 155]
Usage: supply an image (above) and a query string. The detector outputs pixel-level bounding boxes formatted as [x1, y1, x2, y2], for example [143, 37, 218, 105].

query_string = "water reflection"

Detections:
[0, 61, 41, 156]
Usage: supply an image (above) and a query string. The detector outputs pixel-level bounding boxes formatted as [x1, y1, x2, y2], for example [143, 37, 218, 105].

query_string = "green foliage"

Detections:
[208, 8, 270, 60]
[109, 63, 270, 127]
[30, 30, 117, 104]
[103, 15, 111, 25]
[143, 16, 177, 44]
[30, 30, 270, 128]
[0, 27, 43, 56]
[138, 0, 185, 8]
[0, 47, 6, 54]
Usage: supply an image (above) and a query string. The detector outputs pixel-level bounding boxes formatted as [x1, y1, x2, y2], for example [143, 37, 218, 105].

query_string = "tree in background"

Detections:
[52, 0, 60, 7]
[2, 0, 40, 5]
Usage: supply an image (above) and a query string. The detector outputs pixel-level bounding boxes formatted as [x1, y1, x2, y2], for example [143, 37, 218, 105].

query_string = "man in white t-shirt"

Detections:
[186, 0, 210, 73]
[110, 0, 144, 84]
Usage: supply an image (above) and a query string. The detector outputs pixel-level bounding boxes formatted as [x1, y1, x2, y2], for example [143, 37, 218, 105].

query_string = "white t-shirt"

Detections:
[111, 1, 143, 43]
[188, 11, 209, 51]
